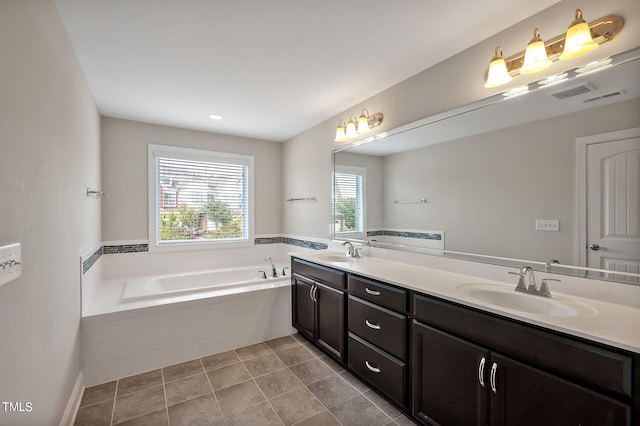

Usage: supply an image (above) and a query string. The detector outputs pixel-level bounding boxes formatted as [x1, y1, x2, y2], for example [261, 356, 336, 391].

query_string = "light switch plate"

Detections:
[0, 243, 22, 287]
[535, 220, 560, 232]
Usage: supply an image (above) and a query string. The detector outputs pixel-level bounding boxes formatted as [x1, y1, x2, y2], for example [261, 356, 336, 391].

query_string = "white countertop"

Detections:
[291, 250, 640, 354]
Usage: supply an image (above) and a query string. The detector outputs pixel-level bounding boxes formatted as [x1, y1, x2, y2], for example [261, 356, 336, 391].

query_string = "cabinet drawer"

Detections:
[348, 296, 407, 360]
[292, 258, 346, 289]
[349, 275, 407, 312]
[348, 333, 407, 408]
[413, 293, 633, 398]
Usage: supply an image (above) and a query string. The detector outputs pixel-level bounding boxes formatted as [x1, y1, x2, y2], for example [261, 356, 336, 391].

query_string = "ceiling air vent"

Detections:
[551, 82, 598, 99]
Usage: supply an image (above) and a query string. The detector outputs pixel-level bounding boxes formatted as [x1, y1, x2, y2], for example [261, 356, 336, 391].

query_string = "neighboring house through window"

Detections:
[148, 144, 254, 249]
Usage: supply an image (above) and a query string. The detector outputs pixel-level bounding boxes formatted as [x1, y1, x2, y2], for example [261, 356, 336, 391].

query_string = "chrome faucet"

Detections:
[342, 241, 360, 258]
[509, 266, 560, 298]
[264, 257, 278, 278]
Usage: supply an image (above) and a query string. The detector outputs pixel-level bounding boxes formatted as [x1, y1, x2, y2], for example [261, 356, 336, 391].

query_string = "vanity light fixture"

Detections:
[484, 9, 623, 88]
[334, 111, 384, 142]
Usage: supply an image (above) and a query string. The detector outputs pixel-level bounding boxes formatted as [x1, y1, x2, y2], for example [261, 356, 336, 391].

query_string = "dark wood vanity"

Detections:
[291, 256, 640, 426]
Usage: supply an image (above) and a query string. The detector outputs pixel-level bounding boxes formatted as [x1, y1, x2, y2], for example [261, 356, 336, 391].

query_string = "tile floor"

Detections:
[74, 334, 417, 426]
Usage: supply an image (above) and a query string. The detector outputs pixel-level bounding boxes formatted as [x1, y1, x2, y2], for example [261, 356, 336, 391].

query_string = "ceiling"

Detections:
[54, 0, 560, 142]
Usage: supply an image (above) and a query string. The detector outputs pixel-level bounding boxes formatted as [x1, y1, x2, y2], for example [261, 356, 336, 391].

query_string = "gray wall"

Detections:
[101, 117, 283, 241]
[0, 1, 101, 424]
[282, 0, 640, 240]
[382, 98, 640, 264]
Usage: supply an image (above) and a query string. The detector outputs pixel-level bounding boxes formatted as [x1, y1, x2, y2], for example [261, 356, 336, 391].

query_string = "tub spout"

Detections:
[264, 257, 278, 278]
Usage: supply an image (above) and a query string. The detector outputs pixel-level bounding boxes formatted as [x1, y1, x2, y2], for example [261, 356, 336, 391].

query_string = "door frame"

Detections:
[576, 127, 640, 267]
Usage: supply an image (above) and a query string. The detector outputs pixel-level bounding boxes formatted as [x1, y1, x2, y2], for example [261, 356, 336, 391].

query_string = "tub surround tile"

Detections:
[74, 399, 114, 426]
[167, 394, 225, 426]
[234, 342, 272, 360]
[113, 385, 166, 424]
[214, 380, 266, 416]
[116, 370, 162, 397]
[201, 350, 241, 371]
[274, 345, 315, 367]
[269, 387, 325, 425]
[254, 368, 304, 399]
[162, 359, 204, 383]
[206, 363, 252, 391]
[80, 380, 117, 407]
[164, 372, 212, 406]
[114, 409, 168, 426]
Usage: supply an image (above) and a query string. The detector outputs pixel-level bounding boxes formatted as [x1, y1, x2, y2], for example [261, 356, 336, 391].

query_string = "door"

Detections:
[315, 281, 345, 360]
[586, 132, 640, 283]
[292, 275, 315, 340]
[412, 321, 489, 426]
[490, 353, 630, 426]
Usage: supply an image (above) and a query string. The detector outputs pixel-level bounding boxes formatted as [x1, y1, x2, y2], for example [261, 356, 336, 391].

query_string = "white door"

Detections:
[586, 132, 640, 283]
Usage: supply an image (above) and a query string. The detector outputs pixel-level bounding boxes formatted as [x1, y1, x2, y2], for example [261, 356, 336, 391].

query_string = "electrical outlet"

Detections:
[535, 220, 560, 232]
[0, 243, 22, 287]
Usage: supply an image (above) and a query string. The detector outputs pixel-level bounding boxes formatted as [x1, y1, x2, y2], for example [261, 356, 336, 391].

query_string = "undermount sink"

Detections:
[314, 252, 362, 263]
[457, 283, 598, 318]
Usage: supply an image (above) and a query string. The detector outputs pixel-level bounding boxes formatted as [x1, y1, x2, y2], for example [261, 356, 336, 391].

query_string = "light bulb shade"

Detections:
[559, 9, 598, 61]
[484, 47, 512, 88]
[357, 110, 370, 133]
[335, 121, 347, 142]
[520, 29, 552, 75]
[346, 116, 358, 138]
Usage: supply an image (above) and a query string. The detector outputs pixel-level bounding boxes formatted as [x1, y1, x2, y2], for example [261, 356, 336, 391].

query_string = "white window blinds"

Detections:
[333, 167, 364, 234]
[150, 146, 251, 245]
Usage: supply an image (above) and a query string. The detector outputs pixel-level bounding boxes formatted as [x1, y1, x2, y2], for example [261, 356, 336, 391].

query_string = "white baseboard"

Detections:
[59, 371, 84, 426]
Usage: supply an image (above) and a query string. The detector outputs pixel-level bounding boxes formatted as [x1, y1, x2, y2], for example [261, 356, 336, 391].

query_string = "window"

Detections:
[149, 145, 253, 249]
[333, 166, 365, 235]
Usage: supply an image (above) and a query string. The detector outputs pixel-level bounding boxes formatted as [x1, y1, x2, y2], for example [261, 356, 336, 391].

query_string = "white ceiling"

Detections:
[54, 0, 560, 142]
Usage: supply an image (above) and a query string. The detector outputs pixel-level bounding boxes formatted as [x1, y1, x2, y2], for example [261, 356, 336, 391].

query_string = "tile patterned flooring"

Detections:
[74, 334, 417, 426]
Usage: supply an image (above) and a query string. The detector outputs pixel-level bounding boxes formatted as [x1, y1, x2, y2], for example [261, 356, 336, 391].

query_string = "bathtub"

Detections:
[121, 264, 290, 302]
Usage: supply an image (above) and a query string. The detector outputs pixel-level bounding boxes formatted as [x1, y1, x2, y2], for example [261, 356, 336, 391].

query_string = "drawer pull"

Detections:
[365, 287, 381, 296]
[365, 361, 381, 373]
[490, 362, 498, 394]
[365, 319, 381, 330]
[478, 357, 486, 387]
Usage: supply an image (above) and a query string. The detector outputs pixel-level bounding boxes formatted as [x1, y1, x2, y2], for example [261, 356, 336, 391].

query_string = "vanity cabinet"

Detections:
[291, 258, 346, 361]
[412, 294, 633, 426]
[347, 275, 409, 408]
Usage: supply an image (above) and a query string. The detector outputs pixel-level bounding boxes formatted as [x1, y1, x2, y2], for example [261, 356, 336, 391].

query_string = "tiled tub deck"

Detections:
[74, 334, 416, 426]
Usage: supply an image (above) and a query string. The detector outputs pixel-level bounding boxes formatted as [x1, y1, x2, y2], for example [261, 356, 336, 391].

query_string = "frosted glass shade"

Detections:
[485, 47, 512, 88]
[345, 116, 358, 138]
[335, 122, 347, 142]
[520, 29, 551, 75]
[560, 10, 598, 60]
[357, 112, 370, 133]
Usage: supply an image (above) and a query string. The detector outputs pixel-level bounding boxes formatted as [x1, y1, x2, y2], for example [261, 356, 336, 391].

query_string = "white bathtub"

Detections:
[121, 264, 290, 302]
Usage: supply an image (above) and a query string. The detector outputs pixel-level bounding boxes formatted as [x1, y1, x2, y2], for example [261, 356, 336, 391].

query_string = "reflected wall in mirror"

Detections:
[333, 50, 640, 284]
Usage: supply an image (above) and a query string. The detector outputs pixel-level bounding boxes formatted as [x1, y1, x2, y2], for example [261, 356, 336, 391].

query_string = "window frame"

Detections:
[333, 165, 366, 239]
[148, 144, 254, 252]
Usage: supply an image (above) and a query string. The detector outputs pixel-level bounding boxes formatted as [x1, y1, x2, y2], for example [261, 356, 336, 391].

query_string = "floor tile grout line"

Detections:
[109, 379, 118, 426]
[200, 357, 228, 426]
[160, 368, 171, 426]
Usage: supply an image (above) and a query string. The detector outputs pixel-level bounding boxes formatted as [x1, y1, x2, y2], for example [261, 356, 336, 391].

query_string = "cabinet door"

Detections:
[315, 281, 345, 361]
[490, 353, 630, 426]
[412, 321, 489, 426]
[412, 321, 490, 426]
[292, 275, 315, 341]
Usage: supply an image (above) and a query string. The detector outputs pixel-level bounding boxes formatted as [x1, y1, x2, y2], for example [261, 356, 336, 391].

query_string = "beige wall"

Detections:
[101, 117, 283, 241]
[382, 98, 640, 264]
[283, 0, 640, 239]
[0, 1, 101, 424]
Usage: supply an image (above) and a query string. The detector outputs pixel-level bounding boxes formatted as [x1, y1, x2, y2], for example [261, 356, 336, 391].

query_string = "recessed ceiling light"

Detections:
[208, 114, 223, 120]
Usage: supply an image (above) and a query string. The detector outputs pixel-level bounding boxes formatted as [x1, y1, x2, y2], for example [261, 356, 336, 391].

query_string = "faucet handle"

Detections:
[282, 267, 289, 276]
[539, 278, 561, 298]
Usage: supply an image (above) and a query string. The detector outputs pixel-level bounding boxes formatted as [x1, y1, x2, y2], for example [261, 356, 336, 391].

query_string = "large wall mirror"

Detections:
[333, 48, 640, 284]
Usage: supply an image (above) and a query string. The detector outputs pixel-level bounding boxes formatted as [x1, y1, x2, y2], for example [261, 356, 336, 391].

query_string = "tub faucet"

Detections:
[265, 257, 278, 278]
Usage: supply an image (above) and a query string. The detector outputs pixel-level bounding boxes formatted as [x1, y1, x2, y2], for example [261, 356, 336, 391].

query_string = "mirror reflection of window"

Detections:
[333, 166, 365, 236]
